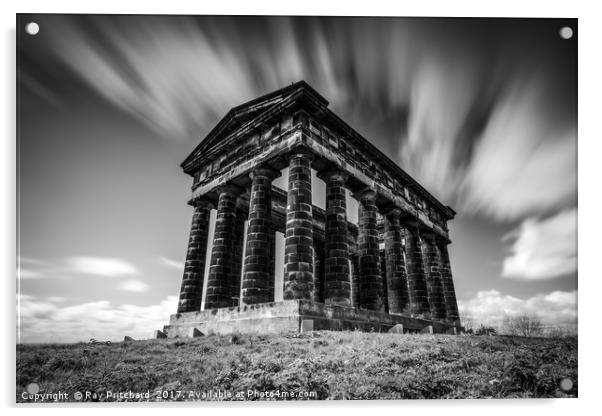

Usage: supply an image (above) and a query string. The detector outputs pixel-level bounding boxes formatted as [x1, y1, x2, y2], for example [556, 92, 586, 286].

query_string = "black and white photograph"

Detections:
[15, 10, 578, 403]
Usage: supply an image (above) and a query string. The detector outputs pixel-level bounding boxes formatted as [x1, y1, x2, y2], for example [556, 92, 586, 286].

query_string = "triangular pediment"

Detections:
[182, 80, 327, 170]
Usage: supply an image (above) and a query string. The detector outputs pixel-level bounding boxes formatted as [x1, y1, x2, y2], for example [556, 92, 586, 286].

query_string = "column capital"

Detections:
[420, 231, 437, 242]
[317, 167, 348, 183]
[250, 166, 281, 181]
[286, 147, 314, 162]
[188, 197, 214, 209]
[421, 230, 450, 245]
[382, 206, 403, 219]
[353, 187, 377, 202]
[406, 224, 424, 237]
[215, 183, 245, 198]
[435, 234, 452, 246]
[235, 197, 249, 213]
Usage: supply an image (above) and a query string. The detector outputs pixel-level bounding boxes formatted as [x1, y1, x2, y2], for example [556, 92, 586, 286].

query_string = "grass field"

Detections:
[16, 331, 577, 402]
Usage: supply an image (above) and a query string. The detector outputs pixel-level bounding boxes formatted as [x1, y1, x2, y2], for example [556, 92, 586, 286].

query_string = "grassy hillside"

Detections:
[16, 331, 577, 402]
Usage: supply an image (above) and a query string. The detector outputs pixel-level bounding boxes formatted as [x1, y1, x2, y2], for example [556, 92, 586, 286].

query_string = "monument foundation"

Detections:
[163, 300, 462, 337]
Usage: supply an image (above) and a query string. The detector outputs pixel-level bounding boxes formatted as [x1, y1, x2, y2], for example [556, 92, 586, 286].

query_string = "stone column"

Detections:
[205, 185, 242, 309]
[283, 150, 315, 300]
[356, 188, 384, 311]
[267, 226, 276, 302]
[321, 170, 351, 306]
[404, 226, 431, 317]
[230, 208, 247, 306]
[313, 238, 325, 303]
[437, 239, 461, 325]
[421, 234, 447, 320]
[379, 250, 389, 313]
[242, 167, 280, 305]
[177, 199, 212, 313]
[383, 208, 410, 315]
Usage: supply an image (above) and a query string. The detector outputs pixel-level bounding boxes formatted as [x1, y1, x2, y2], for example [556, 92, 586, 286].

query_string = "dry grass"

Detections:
[16, 331, 577, 402]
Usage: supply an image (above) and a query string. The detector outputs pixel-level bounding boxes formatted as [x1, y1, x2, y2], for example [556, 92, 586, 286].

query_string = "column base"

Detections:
[161, 300, 463, 337]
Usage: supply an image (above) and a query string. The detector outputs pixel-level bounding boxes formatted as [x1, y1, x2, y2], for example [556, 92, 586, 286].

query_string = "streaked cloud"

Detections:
[18, 256, 140, 280]
[159, 256, 184, 271]
[63, 256, 139, 277]
[46, 296, 67, 303]
[458, 289, 577, 328]
[502, 208, 577, 280]
[30, 16, 575, 224]
[38, 16, 262, 139]
[18, 269, 43, 279]
[18, 294, 178, 343]
[400, 70, 576, 222]
[399, 55, 480, 203]
[117, 279, 150, 293]
[19, 257, 51, 267]
[458, 83, 576, 221]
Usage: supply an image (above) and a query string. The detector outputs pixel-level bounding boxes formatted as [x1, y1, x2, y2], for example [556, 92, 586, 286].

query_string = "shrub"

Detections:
[503, 315, 543, 337]
[474, 325, 497, 336]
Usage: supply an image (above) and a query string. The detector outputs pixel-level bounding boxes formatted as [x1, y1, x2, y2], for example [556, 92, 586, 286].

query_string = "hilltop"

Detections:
[16, 331, 577, 402]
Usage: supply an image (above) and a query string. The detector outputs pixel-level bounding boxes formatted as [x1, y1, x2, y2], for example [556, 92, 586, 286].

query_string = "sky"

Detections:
[16, 15, 577, 342]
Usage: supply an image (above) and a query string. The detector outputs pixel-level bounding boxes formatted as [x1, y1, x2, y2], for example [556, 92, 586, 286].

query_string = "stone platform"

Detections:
[161, 300, 462, 337]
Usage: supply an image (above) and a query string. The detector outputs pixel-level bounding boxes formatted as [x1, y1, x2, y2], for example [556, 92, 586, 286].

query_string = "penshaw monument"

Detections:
[159, 81, 462, 338]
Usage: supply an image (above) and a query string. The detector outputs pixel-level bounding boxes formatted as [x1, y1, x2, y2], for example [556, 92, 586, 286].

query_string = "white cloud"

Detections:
[399, 56, 479, 203]
[458, 289, 577, 329]
[502, 208, 577, 280]
[40, 16, 264, 139]
[63, 256, 139, 277]
[18, 256, 140, 281]
[159, 256, 184, 271]
[18, 269, 43, 279]
[17, 294, 56, 320]
[399, 70, 576, 222]
[19, 257, 51, 266]
[18, 257, 52, 279]
[18, 295, 179, 343]
[459, 81, 576, 220]
[46, 296, 67, 303]
[117, 279, 150, 293]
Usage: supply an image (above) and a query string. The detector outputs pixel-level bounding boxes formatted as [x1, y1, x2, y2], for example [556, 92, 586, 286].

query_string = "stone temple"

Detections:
[160, 81, 462, 338]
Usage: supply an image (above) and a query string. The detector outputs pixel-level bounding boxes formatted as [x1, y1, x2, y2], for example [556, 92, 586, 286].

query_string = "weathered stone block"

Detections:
[164, 300, 459, 337]
[420, 325, 433, 334]
[301, 319, 314, 332]
[388, 324, 404, 334]
[190, 327, 204, 337]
